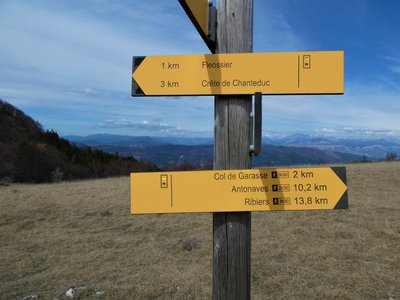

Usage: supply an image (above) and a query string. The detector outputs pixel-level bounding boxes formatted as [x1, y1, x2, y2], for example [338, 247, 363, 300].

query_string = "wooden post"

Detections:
[213, 0, 253, 299]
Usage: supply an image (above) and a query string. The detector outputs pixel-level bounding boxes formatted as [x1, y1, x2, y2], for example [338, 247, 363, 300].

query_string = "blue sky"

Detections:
[1, 0, 399, 140]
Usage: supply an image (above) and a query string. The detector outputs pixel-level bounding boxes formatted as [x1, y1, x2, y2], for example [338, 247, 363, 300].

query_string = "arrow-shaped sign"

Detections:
[131, 51, 344, 96]
[178, 0, 215, 52]
[130, 167, 348, 214]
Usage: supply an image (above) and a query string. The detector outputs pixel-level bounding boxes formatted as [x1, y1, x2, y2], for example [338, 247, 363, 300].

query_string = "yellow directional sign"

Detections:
[179, 0, 209, 39]
[131, 51, 344, 96]
[130, 167, 348, 214]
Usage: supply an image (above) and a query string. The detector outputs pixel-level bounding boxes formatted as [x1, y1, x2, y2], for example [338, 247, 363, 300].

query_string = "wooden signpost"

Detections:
[212, 1, 253, 298]
[130, 1, 346, 299]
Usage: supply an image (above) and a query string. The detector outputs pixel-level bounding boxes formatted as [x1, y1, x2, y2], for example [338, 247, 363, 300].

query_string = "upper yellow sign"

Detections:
[130, 167, 348, 214]
[131, 51, 344, 96]
[179, 0, 209, 38]
[178, 0, 215, 52]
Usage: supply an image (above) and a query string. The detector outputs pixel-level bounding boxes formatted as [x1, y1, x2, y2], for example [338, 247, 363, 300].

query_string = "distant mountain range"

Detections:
[64, 134, 214, 168]
[65, 134, 214, 147]
[267, 133, 400, 159]
[3, 97, 397, 183]
[63, 133, 400, 168]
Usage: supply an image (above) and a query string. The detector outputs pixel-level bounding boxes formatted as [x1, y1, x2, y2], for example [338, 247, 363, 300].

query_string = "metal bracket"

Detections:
[250, 92, 262, 155]
[208, 1, 217, 43]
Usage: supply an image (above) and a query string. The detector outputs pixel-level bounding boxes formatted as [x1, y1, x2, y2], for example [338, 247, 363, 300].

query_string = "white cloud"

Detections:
[383, 55, 400, 75]
[314, 127, 400, 139]
[254, 4, 309, 52]
[98, 119, 172, 130]
[97, 118, 211, 137]
[321, 128, 336, 134]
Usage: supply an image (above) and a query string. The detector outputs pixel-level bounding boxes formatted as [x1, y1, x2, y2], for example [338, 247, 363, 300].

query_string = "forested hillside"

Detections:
[0, 99, 159, 183]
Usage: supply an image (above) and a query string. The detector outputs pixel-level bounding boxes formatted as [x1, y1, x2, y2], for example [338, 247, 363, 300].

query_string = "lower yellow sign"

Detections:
[130, 167, 348, 214]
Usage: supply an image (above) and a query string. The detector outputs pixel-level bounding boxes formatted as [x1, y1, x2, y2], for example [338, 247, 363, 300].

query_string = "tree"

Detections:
[14, 141, 52, 182]
[385, 152, 398, 161]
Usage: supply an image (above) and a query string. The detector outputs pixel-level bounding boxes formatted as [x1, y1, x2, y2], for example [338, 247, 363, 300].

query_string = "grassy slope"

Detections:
[0, 162, 399, 299]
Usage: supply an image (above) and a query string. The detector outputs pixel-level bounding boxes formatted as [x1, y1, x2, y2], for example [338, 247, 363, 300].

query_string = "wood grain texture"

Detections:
[213, 0, 253, 299]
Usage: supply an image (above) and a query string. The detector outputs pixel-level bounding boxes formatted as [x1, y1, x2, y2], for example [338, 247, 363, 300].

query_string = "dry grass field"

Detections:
[1, 162, 399, 299]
